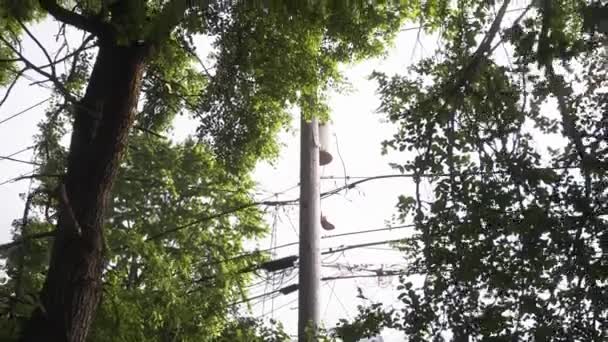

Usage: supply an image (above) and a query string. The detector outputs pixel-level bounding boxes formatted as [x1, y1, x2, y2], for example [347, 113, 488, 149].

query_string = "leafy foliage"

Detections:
[1, 133, 270, 341]
[195, 1, 411, 170]
[0, 0, 418, 340]
[337, 0, 608, 340]
[216, 317, 290, 342]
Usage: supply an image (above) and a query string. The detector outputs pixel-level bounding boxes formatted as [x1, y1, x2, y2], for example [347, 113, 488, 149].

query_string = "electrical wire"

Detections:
[0, 97, 51, 126]
[1, 146, 34, 158]
[321, 238, 405, 256]
[320, 223, 414, 239]
[257, 297, 298, 319]
[261, 207, 280, 317]
[332, 131, 349, 193]
[233, 270, 412, 309]
[0, 155, 41, 166]
[195, 223, 409, 270]
[323, 280, 352, 320]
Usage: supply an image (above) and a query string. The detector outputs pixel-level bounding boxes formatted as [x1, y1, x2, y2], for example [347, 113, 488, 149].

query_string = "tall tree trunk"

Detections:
[21, 42, 149, 342]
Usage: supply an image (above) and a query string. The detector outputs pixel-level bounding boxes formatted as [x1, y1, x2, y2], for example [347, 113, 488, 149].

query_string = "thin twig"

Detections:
[0, 67, 27, 109]
[0, 35, 84, 109]
[18, 19, 56, 78]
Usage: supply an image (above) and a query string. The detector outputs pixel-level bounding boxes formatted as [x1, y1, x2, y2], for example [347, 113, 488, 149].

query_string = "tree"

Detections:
[216, 317, 290, 342]
[339, 0, 607, 340]
[1, 134, 269, 341]
[0, 1, 416, 340]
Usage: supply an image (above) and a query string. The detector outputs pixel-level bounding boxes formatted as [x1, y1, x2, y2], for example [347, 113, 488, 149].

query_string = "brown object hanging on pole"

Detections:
[321, 214, 335, 231]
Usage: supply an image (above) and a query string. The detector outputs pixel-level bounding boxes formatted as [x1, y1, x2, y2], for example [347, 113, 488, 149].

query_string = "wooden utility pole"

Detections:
[298, 117, 321, 340]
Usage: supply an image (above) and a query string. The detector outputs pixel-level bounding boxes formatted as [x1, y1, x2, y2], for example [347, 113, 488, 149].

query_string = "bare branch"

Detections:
[0, 67, 27, 109]
[29, 79, 53, 87]
[0, 35, 102, 120]
[40, 35, 96, 70]
[17, 19, 56, 78]
[456, 0, 512, 90]
[0, 173, 61, 187]
[0, 34, 80, 104]
[53, 39, 68, 63]
[490, 4, 533, 54]
[179, 40, 213, 78]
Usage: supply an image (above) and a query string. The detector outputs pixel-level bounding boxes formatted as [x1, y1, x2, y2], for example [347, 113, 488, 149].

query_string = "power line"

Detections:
[187, 237, 408, 293]
[3, 146, 35, 158]
[152, 167, 576, 240]
[0, 145, 39, 165]
[195, 223, 409, 270]
[209, 238, 406, 283]
[0, 155, 41, 166]
[0, 97, 51, 126]
[321, 272, 405, 282]
[320, 224, 414, 239]
[257, 297, 298, 319]
[240, 270, 410, 308]
[146, 184, 302, 241]
[319, 166, 579, 199]
[323, 280, 352, 320]
[321, 238, 404, 256]
[229, 283, 297, 307]
[261, 208, 281, 316]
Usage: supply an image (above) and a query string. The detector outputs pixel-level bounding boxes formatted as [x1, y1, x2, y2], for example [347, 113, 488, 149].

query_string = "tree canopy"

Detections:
[2, 0, 606, 341]
[0, 0, 419, 341]
[334, 0, 607, 340]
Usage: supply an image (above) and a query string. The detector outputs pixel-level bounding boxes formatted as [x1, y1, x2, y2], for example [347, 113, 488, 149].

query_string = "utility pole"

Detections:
[298, 117, 321, 340]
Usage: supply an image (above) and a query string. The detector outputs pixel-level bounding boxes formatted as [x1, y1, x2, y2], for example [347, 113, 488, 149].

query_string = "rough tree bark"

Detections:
[20, 42, 150, 342]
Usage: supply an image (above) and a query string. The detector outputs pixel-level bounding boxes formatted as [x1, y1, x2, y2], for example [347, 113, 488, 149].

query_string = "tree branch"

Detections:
[41, 35, 96, 71]
[540, 18, 607, 174]
[0, 67, 27, 109]
[0, 58, 21, 63]
[146, 0, 213, 47]
[456, 0, 512, 90]
[38, 0, 109, 37]
[0, 34, 81, 105]
[0, 231, 56, 252]
[11, 173, 62, 182]
[0, 35, 103, 119]
[18, 19, 56, 78]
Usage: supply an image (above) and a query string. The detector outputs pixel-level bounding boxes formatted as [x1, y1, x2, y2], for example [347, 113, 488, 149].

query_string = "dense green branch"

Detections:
[147, 0, 198, 46]
[0, 230, 56, 252]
